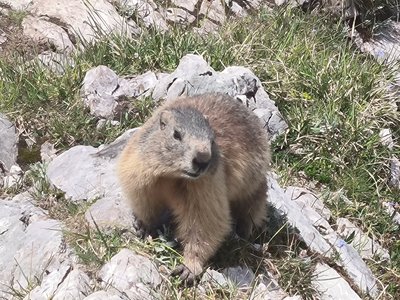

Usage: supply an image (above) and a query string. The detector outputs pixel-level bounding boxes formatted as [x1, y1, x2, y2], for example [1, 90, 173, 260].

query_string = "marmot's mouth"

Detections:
[183, 170, 201, 178]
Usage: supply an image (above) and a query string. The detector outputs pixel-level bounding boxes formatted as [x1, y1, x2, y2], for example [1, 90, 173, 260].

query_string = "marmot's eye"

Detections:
[173, 130, 182, 141]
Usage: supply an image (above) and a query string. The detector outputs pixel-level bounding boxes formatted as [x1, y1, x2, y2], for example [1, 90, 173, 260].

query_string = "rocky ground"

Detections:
[1, 0, 400, 299]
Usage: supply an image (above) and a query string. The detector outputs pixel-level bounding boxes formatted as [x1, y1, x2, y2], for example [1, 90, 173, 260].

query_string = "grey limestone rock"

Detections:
[85, 194, 134, 231]
[152, 54, 288, 140]
[47, 145, 119, 201]
[285, 186, 332, 220]
[99, 249, 161, 295]
[223, 266, 255, 288]
[200, 268, 230, 288]
[165, 7, 196, 24]
[26, 265, 91, 300]
[29, 0, 136, 44]
[81, 65, 121, 119]
[22, 15, 75, 53]
[389, 157, 400, 189]
[118, 0, 168, 32]
[46, 129, 138, 231]
[0, 113, 18, 172]
[312, 263, 361, 300]
[268, 174, 378, 297]
[35, 51, 75, 74]
[81, 66, 158, 118]
[0, 0, 32, 10]
[0, 193, 88, 299]
[83, 290, 124, 300]
[336, 218, 390, 261]
[353, 20, 400, 64]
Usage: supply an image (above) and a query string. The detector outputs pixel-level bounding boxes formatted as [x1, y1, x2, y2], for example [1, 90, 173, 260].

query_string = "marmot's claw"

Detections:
[134, 219, 151, 239]
[171, 264, 196, 286]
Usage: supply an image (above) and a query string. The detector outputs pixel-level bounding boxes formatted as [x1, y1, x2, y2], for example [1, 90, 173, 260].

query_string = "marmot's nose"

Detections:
[193, 150, 211, 172]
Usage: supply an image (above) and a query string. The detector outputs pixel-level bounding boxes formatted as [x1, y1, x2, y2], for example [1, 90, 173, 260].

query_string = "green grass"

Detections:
[1, 5, 400, 299]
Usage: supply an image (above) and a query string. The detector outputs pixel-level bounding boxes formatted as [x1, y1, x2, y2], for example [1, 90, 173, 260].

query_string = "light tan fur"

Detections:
[117, 93, 271, 280]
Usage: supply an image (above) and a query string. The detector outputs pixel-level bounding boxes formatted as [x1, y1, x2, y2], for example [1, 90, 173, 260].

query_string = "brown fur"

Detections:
[117, 93, 271, 280]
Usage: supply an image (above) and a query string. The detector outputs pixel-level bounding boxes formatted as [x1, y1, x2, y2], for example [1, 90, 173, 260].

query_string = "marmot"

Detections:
[117, 93, 271, 283]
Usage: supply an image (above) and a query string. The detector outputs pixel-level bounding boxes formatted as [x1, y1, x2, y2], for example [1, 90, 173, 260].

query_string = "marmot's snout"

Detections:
[192, 149, 212, 174]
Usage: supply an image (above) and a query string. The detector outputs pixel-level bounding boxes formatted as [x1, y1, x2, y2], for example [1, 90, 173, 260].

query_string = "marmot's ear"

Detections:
[159, 110, 173, 130]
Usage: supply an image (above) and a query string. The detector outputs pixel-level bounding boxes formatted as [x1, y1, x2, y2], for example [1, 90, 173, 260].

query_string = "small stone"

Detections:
[201, 268, 229, 288]
[40, 141, 57, 164]
[389, 157, 400, 189]
[81, 65, 121, 119]
[379, 128, 394, 150]
[99, 249, 161, 292]
[223, 266, 255, 288]
[0, 113, 18, 172]
[2, 164, 23, 189]
[165, 7, 196, 24]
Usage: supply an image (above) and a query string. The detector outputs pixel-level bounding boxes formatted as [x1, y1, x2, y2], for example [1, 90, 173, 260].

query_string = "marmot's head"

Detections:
[143, 106, 219, 179]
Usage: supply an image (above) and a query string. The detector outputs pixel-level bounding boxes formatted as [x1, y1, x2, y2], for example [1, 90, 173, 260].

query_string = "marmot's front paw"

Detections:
[170, 264, 197, 286]
[134, 219, 153, 239]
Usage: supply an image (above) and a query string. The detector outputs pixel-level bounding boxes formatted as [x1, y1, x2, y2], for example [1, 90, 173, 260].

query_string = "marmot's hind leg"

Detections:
[232, 180, 268, 240]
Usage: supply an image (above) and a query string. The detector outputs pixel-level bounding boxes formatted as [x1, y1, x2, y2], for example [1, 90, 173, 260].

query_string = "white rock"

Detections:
[12, 219, 65, 290]
[312, 263, 361, 300]
[116, 71, 159, 99]
[22, 15, 75, 52]
[81, 65, 121, 118]
[99, 249, 161, 292]
[250, 282, 288, 300]
[52, 268, 92, 300]
[336, 218, 390, 261]
[379, 128, 394, 150]
[26, 264, 90, 300]
[47, 128, 137, 202]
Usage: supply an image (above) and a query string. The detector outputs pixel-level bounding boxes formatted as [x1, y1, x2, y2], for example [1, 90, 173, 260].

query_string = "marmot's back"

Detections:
[161, 93, 270, 200]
